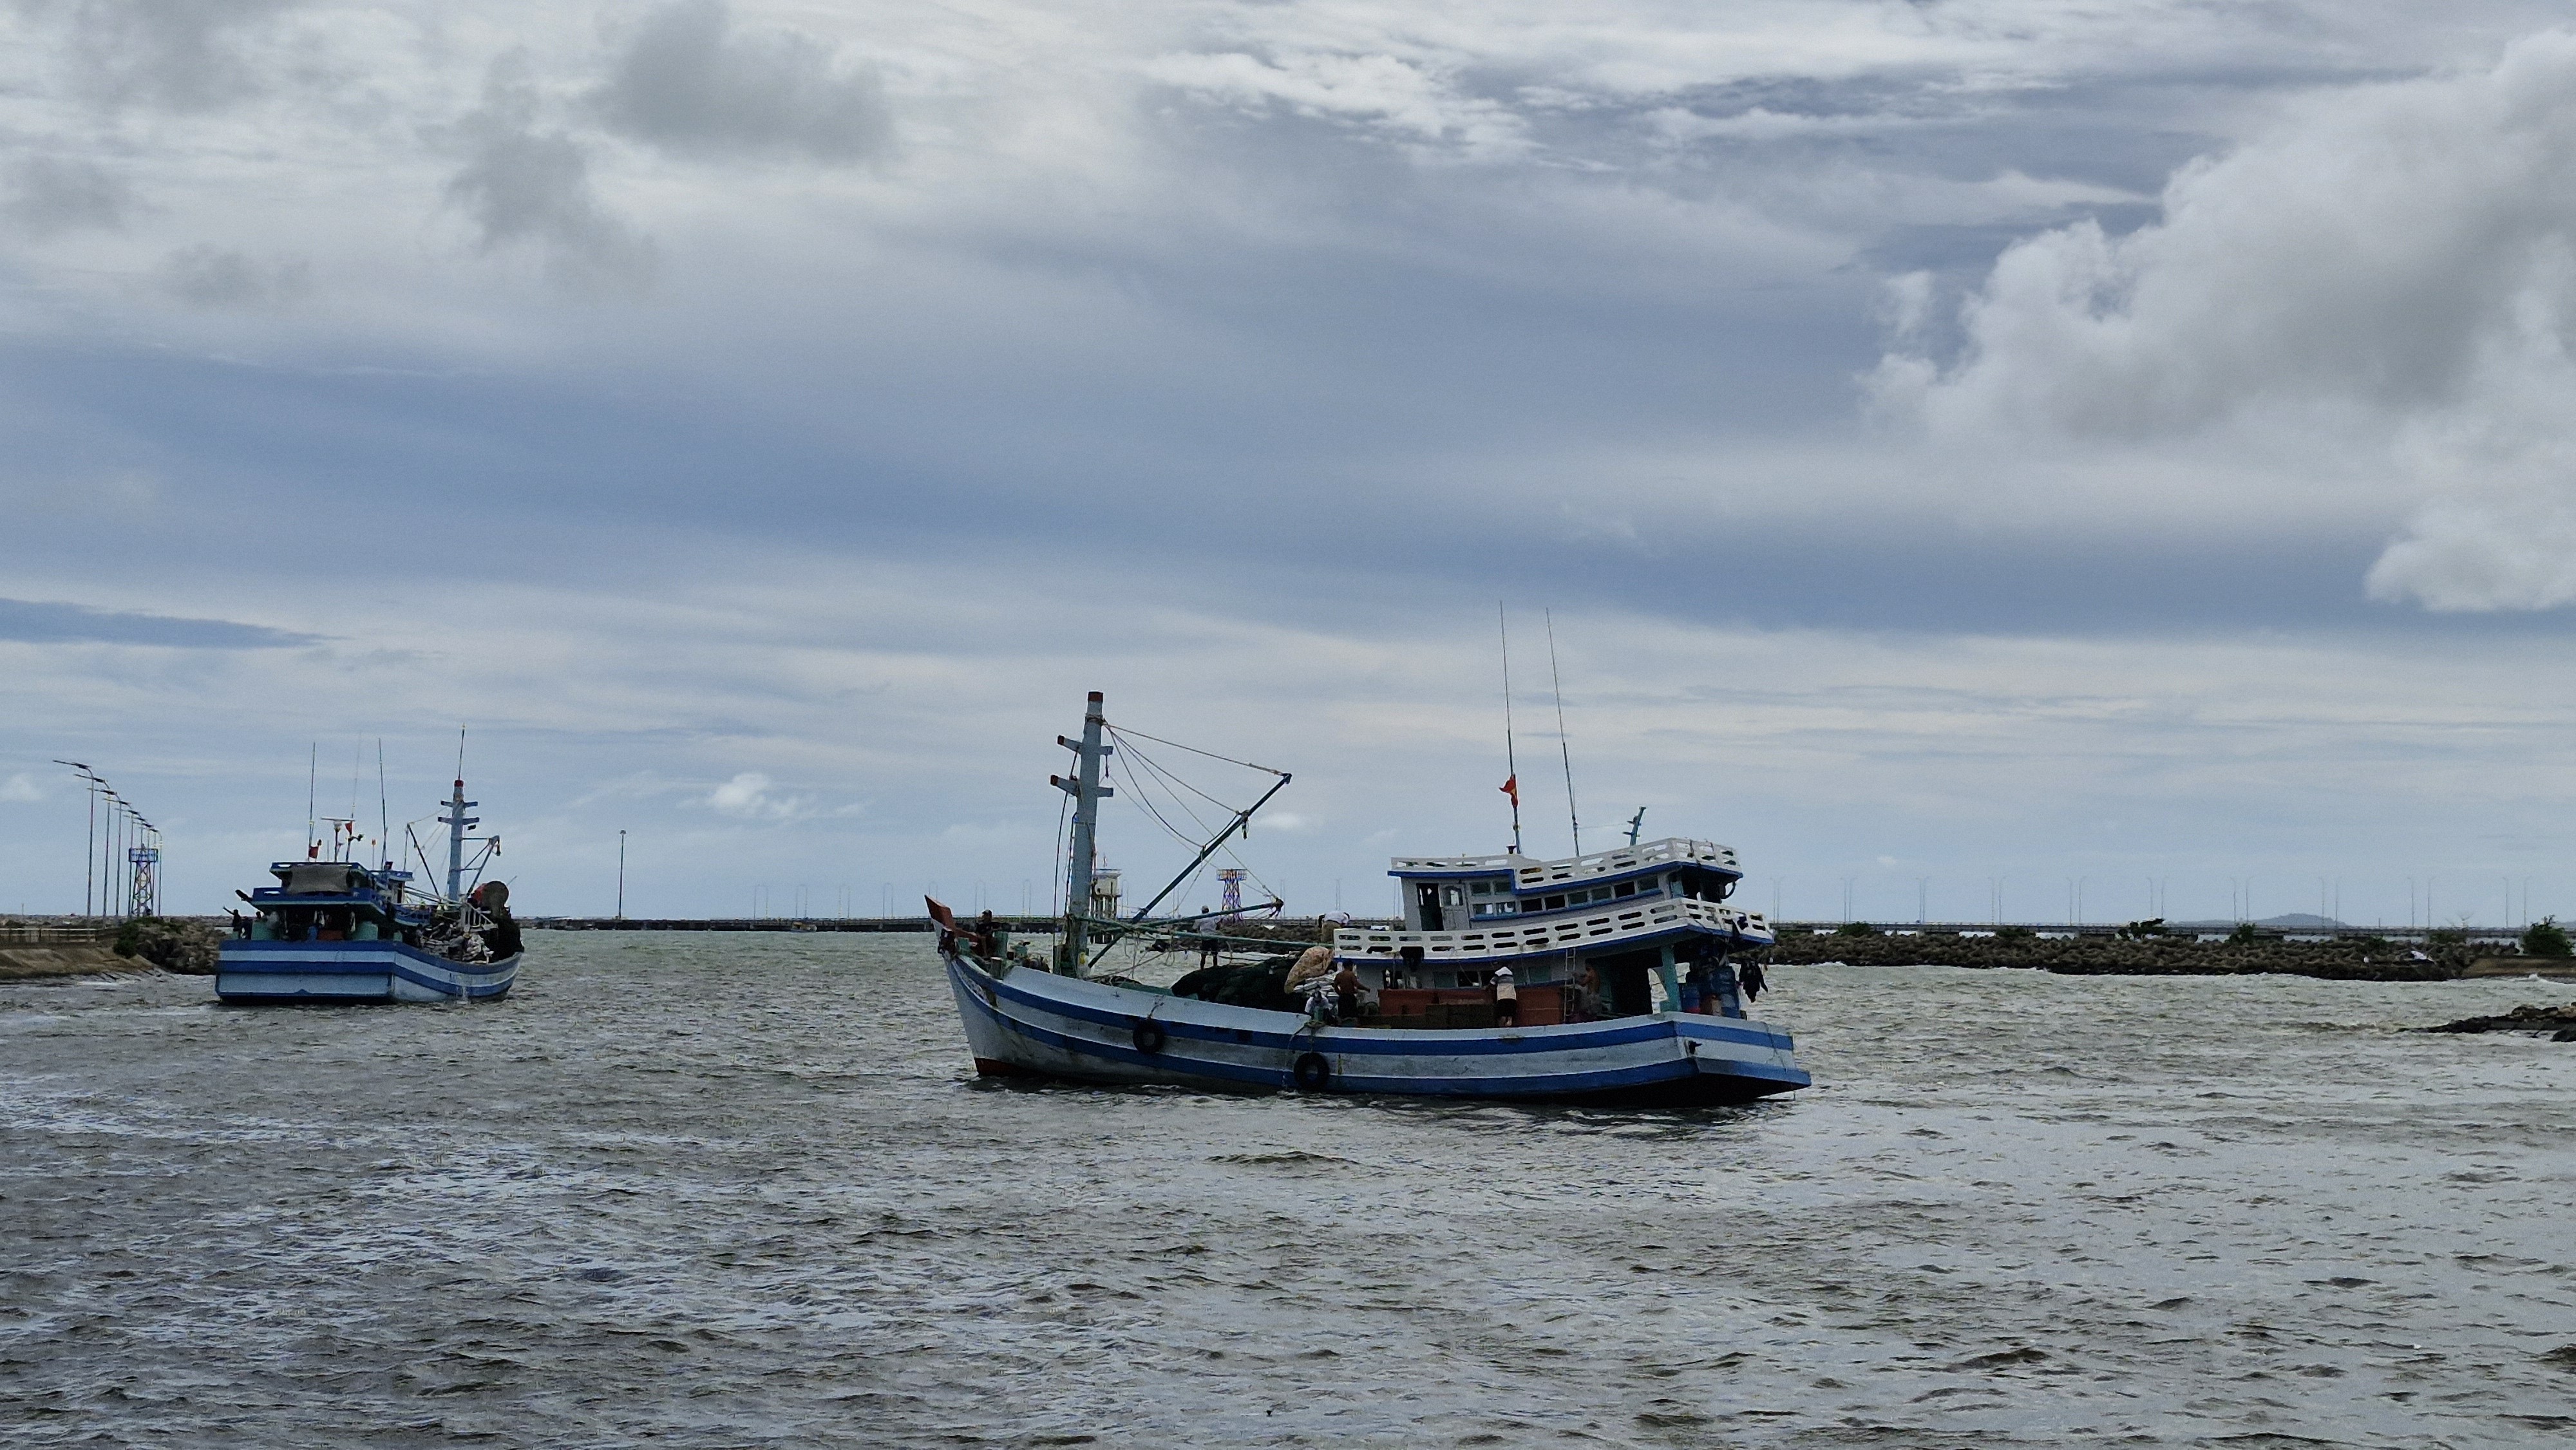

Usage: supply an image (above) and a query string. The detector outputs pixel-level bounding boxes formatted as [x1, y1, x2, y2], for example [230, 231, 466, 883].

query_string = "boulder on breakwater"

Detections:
[113, 916, 222, 974]
[2419, 1002, 2576, 1037]
[1766, 928, 2463, 981]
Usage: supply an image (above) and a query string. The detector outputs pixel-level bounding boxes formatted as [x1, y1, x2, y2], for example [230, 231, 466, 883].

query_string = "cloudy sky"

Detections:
[10, 1, 2576, 927]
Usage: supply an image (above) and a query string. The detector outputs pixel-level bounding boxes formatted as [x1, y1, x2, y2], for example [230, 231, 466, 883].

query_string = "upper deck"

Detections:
[1388, 837, 1746, 934]
[1390, 837, 1741, 887]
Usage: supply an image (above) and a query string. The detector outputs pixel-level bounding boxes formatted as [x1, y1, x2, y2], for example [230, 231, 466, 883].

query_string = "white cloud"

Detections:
[1145, 49, 1530, 159]
[1875, 31, 2576, 608]
[0, 773, 41, 802]
[705, 771, 802, 818]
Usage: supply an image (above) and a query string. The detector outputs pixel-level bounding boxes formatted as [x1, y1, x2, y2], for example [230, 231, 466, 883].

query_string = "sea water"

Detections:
[4, 934, 2573, 1447]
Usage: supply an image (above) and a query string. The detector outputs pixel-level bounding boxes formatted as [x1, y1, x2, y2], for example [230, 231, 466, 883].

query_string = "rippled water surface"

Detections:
[6, 934, 2576, 1447]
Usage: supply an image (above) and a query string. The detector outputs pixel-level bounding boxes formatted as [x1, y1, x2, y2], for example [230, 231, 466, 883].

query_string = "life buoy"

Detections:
[1292, 1051, 1331, 1091]
[1132, 1019, 1168, 1054]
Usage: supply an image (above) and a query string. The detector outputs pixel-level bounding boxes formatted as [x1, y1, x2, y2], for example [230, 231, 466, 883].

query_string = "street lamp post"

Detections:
[53, 762, 97, 916]
[616, 829, 627, 919]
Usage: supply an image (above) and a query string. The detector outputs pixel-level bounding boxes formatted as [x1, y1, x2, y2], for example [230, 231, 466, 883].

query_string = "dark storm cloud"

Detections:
[159, 245, 312, 309]
[0, 598, 321, 648]
[444, 55, 654, 286]
[594, 0, 892, 164]
[3, 155, 133, 238]
[19, 0, 304, 112]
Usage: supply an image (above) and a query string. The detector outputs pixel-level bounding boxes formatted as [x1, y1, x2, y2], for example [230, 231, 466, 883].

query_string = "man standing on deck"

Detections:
[1492, 963, 1519, 1028]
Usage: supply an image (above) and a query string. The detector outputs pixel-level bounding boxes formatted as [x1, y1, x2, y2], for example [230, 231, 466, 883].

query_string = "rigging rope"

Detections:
[1103, 724, 1285, 779]
[1104, 732, 1285, 915]
[1049, 784, 1071, 918]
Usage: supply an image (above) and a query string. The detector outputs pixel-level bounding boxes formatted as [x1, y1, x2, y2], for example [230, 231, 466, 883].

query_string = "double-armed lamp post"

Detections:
[53, 760, 162, 918]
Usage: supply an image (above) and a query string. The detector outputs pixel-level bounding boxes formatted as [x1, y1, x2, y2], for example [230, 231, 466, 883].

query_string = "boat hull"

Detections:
[945, 952, 1808, 1106]
[216, 939, 520, 1003]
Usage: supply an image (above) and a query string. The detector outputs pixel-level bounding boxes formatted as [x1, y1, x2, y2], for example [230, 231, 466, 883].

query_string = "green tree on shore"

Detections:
[2522, 916, 2573, 959]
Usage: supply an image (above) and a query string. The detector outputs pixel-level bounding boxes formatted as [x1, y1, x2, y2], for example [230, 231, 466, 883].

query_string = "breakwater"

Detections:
[1767, 927, 2498, 980]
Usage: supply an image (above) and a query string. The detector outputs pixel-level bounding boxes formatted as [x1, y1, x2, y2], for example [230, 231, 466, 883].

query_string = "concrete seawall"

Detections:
[0, 943, 135, 979]
[1, 923, 137, 980]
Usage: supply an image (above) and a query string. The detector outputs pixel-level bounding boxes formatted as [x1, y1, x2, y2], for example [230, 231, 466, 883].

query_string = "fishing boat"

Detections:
[216, 772, 522, 1003]
[938, 692, 1809, 1104]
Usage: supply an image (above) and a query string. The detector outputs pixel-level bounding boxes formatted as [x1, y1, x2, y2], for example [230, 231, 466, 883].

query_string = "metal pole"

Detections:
[1059, 691, 1109, 972]
[53, 762, 94, 916]
[617, 829, 627, 919]
[1544, 609, 1579, 856]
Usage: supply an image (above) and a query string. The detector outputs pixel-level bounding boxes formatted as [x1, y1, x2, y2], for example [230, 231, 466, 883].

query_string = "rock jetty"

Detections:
[1766, 929, 2466, 981]
[0, 917, 220, 980]
[2420, 1002, 2576, 1038]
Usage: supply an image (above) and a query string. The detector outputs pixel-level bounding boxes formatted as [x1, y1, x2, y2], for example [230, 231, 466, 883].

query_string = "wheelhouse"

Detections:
[240, 861, 428, 946]
[1392, 837, 1743, 932]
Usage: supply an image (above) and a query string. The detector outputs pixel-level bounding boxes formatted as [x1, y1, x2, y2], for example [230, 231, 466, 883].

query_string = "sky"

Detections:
[10, 1, 2576, 928]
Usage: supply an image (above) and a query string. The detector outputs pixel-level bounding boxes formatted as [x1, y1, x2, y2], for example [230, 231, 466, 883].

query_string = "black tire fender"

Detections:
[1292, 1051, 1331, 1091]
[1132, 1019, 1168, 1054]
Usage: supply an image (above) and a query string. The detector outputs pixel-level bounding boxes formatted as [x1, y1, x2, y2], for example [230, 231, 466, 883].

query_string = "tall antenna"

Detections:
[1498, 603, 1522, 855]
[1546, 609, 1580, 855]
[305, 743, 318, 857]
[376, 739, 390, 871]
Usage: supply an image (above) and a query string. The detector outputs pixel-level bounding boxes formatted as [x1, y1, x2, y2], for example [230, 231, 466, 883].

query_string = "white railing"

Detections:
[1513, 837, 1736, 887]
[1388, 837, 1741, 885]
[1387, 850, 1530, 873]
[1334, 898, 1770, 960]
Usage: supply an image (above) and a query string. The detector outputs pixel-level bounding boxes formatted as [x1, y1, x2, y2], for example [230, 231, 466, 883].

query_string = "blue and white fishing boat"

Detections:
[938, 692, 1808, 1105]
[216, 773, 523, 1003]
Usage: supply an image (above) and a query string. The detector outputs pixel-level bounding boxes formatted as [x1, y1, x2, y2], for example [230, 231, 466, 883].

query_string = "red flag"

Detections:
[1500, 775, 1519, 806]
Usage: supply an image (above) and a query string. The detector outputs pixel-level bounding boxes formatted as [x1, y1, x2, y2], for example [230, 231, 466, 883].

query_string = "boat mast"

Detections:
[441, 730, 477, 904]
[1546, 608, 1580, 855]
[1053, 691, 1112, 975]
[1499, 603, 1522, 855]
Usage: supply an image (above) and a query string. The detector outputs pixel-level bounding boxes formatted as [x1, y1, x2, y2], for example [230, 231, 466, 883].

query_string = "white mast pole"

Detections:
[1059, 692, 1110, 974]
[442, 729, 477, 903]
[1546, 609, 1580, 856]
[1500, 604, 1522, 855]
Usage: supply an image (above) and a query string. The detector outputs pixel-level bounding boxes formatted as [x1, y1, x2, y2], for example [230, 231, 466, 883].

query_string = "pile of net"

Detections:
[1171, 954, 1302, 1012]
[1171, 945, 1335, 1013]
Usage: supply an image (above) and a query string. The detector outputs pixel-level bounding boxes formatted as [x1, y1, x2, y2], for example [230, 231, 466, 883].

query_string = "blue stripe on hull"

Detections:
[216, 940, 520, 1003]
[981, 960, 1796, 1057]
[947, 957, 1808, 1104]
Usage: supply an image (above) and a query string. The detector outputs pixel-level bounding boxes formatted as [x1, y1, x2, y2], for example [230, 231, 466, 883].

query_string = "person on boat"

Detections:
[1284, 945, 1335, 994]
[1301, 970, 1338, 1024]
[973, 910, 1000, 957]
[1331, 961, 1363, 1024]
[1573, 964, 1604, 1022]
[1492, 964, 1519, 1028]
